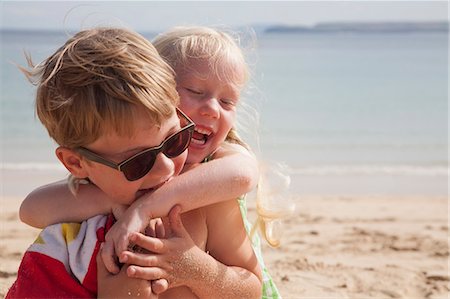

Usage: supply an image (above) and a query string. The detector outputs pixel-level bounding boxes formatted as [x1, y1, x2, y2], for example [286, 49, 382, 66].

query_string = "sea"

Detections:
[1, 29, 448, 197]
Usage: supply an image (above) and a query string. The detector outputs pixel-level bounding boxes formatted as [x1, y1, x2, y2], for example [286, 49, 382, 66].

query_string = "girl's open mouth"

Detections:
[191, 127, 212, 145]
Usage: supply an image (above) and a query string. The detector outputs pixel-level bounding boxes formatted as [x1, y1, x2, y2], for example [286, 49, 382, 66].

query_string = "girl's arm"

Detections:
[122, 205, 262, 299]
[102, 143, 259, 272]
[194, 198, 262, 298]
[20, 180, 113, 228]
[140, 142, 258, 217]
[20, 143, 256, 230]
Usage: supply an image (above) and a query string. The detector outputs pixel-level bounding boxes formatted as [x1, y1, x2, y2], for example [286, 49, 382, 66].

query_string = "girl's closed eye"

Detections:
[220, 98, 237, 109]
[186, 87, 203, 95]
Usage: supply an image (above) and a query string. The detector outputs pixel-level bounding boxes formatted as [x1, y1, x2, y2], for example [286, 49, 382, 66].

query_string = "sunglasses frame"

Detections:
[76, 108, 194, 181]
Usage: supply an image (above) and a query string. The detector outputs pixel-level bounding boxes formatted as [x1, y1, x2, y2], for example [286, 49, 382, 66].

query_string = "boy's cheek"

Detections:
[173, 151, 188, 175]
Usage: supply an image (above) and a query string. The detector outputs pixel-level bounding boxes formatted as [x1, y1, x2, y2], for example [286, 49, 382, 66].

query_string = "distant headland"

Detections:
[1, 21, 448, 36]
[263, 21, 448, 34]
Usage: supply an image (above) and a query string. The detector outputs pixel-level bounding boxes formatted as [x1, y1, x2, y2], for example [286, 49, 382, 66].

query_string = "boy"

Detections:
[7, 27, 262, 298]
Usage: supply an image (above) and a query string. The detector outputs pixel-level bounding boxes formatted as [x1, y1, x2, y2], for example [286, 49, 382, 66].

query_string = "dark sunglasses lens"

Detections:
[164, 129, 192, 158]
[121, 151, 157, 181]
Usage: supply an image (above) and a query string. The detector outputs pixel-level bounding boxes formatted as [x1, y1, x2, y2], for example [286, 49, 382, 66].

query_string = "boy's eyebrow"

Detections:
[115, 123, 181, 157]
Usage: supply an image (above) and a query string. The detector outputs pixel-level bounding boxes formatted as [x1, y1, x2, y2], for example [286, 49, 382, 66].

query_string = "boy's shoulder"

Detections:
[32, 214, 113, 255]
[21, 214, 112, 291]
[35, 214, 110, 248]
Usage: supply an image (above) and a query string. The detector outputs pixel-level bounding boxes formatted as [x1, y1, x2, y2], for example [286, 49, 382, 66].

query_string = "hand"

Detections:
[133, 218, 170, 295]
[97, 245, 157, 298]
[145, 218, 165, 239]
[121, 205, 200, 288]
[111, 204, 127, 221]
[102, 207, 148, 274]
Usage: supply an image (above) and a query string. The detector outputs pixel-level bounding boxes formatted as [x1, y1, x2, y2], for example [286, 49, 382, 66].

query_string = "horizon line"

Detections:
[1, 20, 448, 33]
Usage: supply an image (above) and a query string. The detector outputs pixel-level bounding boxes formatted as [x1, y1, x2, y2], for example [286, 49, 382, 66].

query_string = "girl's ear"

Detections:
[55, 147, 89, 178]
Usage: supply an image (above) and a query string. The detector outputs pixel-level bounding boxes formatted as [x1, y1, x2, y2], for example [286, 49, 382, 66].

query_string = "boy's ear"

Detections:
[55, 147, 89, 178]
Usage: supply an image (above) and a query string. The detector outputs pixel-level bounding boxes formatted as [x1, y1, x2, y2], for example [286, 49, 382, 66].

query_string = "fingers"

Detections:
[101, 241, 120, 274]
[145, 218, 157, 237]
[127, 265, 167, 281]
[151, 279, 169, 294]
[155, 218, 165, 238]
[168, 205, 186, 237]
[120, 251, 160, 267]
[145, 218, 165, 238]
[128, 232, 166, 254]
[115, 236, 133, 260]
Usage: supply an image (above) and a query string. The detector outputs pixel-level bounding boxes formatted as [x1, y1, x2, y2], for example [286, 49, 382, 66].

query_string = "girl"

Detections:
[20, 26, 283, 298]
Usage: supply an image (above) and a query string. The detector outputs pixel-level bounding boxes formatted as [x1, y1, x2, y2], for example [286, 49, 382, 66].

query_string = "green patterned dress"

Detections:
[237, 196, 282, 299]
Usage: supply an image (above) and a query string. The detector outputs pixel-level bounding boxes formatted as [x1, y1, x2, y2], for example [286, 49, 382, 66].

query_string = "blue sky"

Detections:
[1, 1, 447, 32]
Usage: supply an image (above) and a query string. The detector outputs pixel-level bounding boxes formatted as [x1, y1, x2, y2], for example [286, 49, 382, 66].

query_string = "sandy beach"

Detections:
[263, 196, 449, 299]
[1, 172, 448, 299]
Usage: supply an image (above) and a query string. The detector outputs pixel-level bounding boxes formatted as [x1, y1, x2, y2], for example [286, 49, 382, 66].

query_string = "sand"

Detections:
[1, 193, 448, 298]
[261, 196, 449, 299]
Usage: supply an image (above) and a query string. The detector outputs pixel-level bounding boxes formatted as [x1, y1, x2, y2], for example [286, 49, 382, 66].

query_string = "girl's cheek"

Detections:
[179, 98, 196, 111]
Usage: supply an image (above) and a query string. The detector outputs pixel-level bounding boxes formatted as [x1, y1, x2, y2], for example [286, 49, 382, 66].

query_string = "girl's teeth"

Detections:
[191, 138, 206, 145]
[195, 128, 211, 135]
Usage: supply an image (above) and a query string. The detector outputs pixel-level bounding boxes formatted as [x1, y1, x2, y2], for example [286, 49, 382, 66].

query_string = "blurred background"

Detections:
[1, 1, 448, 198]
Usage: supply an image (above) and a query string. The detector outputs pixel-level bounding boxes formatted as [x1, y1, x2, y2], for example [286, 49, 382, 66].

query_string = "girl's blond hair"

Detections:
[250, 162, 295, 247]
[153, 26, 249, 149]
[154, 26, 294, 247]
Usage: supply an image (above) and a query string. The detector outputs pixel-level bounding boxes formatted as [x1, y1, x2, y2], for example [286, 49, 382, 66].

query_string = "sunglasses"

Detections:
[76, 108, 194, 181]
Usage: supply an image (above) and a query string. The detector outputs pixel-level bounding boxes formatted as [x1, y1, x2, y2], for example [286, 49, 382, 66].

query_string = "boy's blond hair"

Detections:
[22, 27, 180, 148]
[152, 26, 249, 149]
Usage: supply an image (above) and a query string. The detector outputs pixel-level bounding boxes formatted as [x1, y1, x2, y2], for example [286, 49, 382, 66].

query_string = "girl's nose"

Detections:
[200, 97, 220, 119]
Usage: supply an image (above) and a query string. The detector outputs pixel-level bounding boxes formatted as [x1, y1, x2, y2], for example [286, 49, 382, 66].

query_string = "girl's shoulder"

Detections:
[211, 142, 253, 160]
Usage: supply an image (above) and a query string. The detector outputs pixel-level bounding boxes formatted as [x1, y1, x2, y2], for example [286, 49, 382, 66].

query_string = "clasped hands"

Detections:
[97, 205, 196, 297]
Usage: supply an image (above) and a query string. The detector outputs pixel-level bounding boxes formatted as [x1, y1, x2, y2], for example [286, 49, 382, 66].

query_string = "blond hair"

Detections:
[153, 26, 249, 149]
[250, 162, 295, 247]
[21, 27, 179, 148]
[154, 26, 295, 246]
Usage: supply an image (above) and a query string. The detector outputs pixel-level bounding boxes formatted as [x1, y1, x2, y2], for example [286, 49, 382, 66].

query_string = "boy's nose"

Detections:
[200, 97, 220, 119]
[145, 152, 175, 181]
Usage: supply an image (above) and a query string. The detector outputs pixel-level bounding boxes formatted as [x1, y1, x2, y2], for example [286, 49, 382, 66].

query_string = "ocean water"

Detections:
[1, 30, 448, 196]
